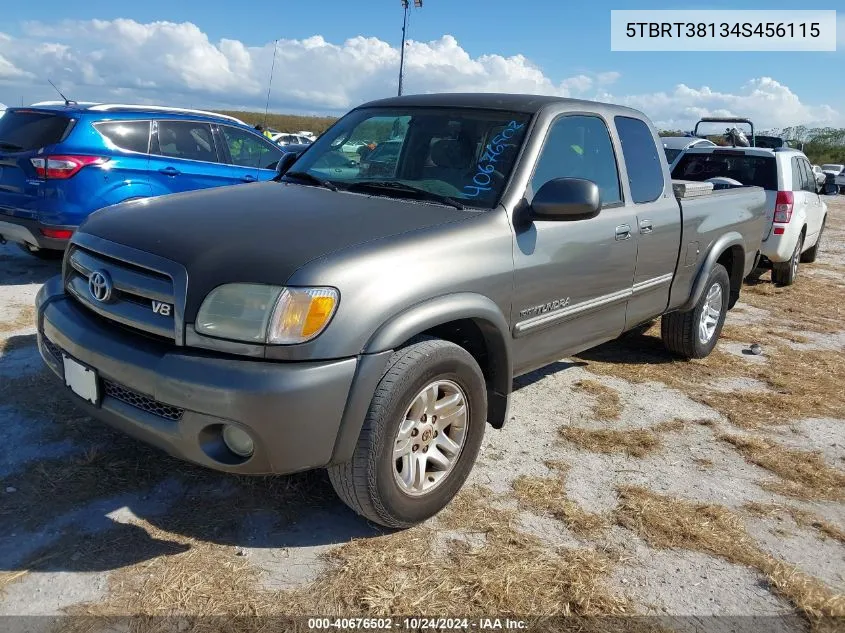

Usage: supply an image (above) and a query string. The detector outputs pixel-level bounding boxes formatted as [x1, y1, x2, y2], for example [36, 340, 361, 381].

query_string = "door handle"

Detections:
[639, 219, 654, 234]
[158, 167, 181, 177]
[241, 175, 257, 183]
[615, 224, 632, 241]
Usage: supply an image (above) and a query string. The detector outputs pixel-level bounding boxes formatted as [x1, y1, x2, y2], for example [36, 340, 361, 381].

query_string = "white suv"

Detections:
[672, 147, 827, 286]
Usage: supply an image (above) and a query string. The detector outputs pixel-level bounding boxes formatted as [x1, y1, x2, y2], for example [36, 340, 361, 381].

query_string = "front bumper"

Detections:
[35, 276, 368, 475]
[0, 214, 73, 251]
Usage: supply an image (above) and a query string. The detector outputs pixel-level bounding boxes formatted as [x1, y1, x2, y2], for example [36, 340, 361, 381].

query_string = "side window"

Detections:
[800, 160, 816, 193]
[614, 116, 665, 203]
[155, 121, 217, 163]
[790, 158, 804, 192]
[220, 125, 283, 169]
[95, 121, 150, 153]
[530, 115, 621, 206]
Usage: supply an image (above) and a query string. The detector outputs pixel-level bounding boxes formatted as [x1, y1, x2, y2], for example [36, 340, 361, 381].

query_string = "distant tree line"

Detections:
[216, 110, 339, 135]
[659, 127, 845, 165]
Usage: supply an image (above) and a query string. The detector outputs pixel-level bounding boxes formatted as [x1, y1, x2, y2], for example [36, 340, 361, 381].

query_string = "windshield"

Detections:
[821, 164, 843, 172]
[671, 151, 777, 190]
[287, 107, 532, 208]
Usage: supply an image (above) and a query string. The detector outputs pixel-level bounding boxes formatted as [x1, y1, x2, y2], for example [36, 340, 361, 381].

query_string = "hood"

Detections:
[80, 181, 473, 319]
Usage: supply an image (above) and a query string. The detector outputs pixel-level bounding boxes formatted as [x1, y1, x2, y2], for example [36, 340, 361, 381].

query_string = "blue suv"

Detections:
[0, 103, 286, 258]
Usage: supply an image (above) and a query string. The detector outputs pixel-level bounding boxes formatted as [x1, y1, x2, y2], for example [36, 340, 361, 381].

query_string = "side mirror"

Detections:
[275, 152, 299, 178]
[531, 177, 601, 220]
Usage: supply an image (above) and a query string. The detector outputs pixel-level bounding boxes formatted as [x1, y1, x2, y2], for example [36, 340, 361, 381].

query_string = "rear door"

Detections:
[0, 109, 74, 220]
[216, 124, 284, 183]
[613, 115, 681, 329]
[789, 157, 813, 237]
[148, 120, 231, 194]
[797, 158, 824, 238]
[92, 120, 153, 199]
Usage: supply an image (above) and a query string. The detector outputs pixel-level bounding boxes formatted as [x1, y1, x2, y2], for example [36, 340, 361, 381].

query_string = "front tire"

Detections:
[328, 338, 487, 528]
[661, 264, 730, 359]
[772, 233, 803, 287]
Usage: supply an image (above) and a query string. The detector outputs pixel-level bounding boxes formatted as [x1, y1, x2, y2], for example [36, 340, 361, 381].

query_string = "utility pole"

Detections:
[398, 0, 423, 96]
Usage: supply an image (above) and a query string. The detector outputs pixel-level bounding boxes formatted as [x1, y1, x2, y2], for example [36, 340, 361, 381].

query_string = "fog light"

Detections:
[222, 425, 254, 458]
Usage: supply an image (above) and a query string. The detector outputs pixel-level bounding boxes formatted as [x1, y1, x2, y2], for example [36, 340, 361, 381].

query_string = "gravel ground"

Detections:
[1, 196, 843, 629]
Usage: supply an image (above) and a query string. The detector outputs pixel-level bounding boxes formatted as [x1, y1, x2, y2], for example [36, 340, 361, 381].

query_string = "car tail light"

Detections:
[30, 155, 108, 179]
[40, 228, 74, 240]
[774, 191, 793, 223]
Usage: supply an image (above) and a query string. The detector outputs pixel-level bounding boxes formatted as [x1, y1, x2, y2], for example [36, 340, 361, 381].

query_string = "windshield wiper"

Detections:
[283, 171, 338, 192]
[0, 141, 24, 151]
[345, 181, 465, 210]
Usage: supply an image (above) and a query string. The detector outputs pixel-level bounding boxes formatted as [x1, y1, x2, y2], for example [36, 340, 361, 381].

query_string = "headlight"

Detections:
[195, 284, 339, 344]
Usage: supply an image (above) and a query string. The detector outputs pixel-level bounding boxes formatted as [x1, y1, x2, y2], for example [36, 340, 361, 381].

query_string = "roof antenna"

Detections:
[262, 40, 279, 131]
[47, 79, 75, 106]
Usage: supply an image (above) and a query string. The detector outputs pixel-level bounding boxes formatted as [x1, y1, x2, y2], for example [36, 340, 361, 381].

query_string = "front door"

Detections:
[510, 114, 637, 374]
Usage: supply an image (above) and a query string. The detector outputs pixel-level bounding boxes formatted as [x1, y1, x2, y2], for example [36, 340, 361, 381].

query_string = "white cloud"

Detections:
[597, 77, 842, 130]
[0, 18, 841, 130]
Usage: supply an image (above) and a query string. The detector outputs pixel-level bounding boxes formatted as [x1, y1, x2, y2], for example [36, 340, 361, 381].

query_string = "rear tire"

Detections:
[800, 219, 825, 263]
[661, 264, 730, 359]
[16, 244, 63, 260]
[328, 338, 487, 528]
[772, 233, 803, 287]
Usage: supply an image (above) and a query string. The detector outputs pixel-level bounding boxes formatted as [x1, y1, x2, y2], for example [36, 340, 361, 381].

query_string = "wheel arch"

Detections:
[677, 233, 745, 312]
[365, 293, 513, 429]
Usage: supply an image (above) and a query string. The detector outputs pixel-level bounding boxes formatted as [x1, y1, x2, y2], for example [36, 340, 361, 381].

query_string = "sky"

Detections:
[1, 0, 843, 130]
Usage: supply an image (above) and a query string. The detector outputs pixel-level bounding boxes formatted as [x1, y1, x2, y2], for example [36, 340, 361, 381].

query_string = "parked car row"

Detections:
[29, 93, 778, 529]
[0, 103, 288, 257]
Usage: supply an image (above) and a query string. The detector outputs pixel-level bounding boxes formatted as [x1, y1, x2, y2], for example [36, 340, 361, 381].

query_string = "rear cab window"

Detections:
[615, 116, 665, 203]
[671, 150, 777, 191]
[94, 120, 151, 153]
[0, 109, 74, 152]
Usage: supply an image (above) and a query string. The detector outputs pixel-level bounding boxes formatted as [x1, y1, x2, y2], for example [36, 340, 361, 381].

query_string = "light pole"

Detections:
[398, 0, 422, 96]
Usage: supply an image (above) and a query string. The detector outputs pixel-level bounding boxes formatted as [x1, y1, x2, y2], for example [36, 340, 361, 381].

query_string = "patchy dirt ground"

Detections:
[1, 197, 844, 632]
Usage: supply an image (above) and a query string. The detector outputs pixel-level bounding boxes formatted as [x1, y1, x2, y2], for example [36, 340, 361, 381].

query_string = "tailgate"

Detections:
[0, 109, 74, 219]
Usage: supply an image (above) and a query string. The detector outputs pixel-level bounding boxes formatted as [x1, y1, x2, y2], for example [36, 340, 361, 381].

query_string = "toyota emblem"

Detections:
[88, 270, 113, 303]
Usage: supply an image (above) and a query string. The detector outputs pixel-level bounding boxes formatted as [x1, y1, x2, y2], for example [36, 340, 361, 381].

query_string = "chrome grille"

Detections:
[65, 246, 177, 341]
[103, 380, 184, 421]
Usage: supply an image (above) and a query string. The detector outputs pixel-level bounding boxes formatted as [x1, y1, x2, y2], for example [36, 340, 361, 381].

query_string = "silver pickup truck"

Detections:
[35, 94, 768, 527]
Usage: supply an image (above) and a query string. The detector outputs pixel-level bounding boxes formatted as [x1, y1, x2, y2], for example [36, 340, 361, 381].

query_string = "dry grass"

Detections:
[56, 487, 632, 629]
[559, 419, 685, 458]
[741, 275, 845, 335]
[572, 379, 622, 420]
[581, 324, 845, 428]
[285, 489, 630, 619]
[616, 486, 845, 620]
[744, 503, 845, 544]
[719, 434, 845, 501]
[59, 520, 271, 633]
[0, 302, 36, 334]
[513, 463, 608, 537]
[693, 457, 714, 468]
